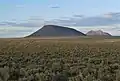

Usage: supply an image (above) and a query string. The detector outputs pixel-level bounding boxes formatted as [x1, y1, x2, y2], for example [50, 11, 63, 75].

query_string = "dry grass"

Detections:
[0, 37, 120, 81]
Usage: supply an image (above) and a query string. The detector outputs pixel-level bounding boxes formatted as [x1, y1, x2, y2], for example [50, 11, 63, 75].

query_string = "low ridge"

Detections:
[86, 30, 112, 36]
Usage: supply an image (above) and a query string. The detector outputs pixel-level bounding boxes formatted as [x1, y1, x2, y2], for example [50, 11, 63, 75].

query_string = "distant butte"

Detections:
[86, 30, 112, 36]
[27, 25, 86, 37]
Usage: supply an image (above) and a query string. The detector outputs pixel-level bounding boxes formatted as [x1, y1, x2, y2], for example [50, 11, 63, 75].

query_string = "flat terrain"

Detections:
[0, 36, 120, 81]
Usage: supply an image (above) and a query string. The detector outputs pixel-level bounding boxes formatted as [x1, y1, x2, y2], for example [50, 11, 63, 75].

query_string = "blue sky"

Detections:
[0, 0, 120, 37]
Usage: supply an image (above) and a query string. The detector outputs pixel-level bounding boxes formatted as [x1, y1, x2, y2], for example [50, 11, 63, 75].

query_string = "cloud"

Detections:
[51, 6, 60, 8]
[3, 12, 120, 28]
[0, 19, 44, 38]
[0, 18, 45, 37]
[49, 12, 120, 26]
[0, 21, 43, 27]
[45, 12, 120, 36]
[73, 15, 84, 18]
[29, 18, 44, 21]
[49, 4, 60, 9]
[28, 16, 44, 21]
[15, 4, 26, 8]
[0, 12, 120, 37]
[0, 26, 39, 38]
[0, 16, 45, 28]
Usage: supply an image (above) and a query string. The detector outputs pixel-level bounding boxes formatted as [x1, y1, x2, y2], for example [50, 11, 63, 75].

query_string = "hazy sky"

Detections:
[0, 0, 120, 37]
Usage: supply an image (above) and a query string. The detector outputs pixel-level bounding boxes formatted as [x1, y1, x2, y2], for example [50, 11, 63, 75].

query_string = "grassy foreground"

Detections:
[0, 37, 120, 81]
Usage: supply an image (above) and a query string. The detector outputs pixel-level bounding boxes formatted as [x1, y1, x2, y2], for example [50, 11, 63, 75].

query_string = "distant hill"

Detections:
[86, 30, 112, 36]
[28, 25, 86, 37]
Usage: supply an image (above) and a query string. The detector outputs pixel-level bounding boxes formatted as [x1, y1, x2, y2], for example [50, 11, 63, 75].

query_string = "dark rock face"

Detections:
[28, 25, 86, 37]
[86, 30, 112, 36]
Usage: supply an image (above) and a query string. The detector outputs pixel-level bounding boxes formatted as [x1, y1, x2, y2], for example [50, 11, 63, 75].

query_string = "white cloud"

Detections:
[0, 26, 40, 38]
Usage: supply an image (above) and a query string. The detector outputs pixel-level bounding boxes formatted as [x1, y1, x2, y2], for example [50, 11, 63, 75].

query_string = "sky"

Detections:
[0, 0, 120, 37]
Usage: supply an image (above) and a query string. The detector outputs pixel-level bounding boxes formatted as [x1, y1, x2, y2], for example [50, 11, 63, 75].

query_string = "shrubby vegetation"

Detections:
[0, 38, 120, 81]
